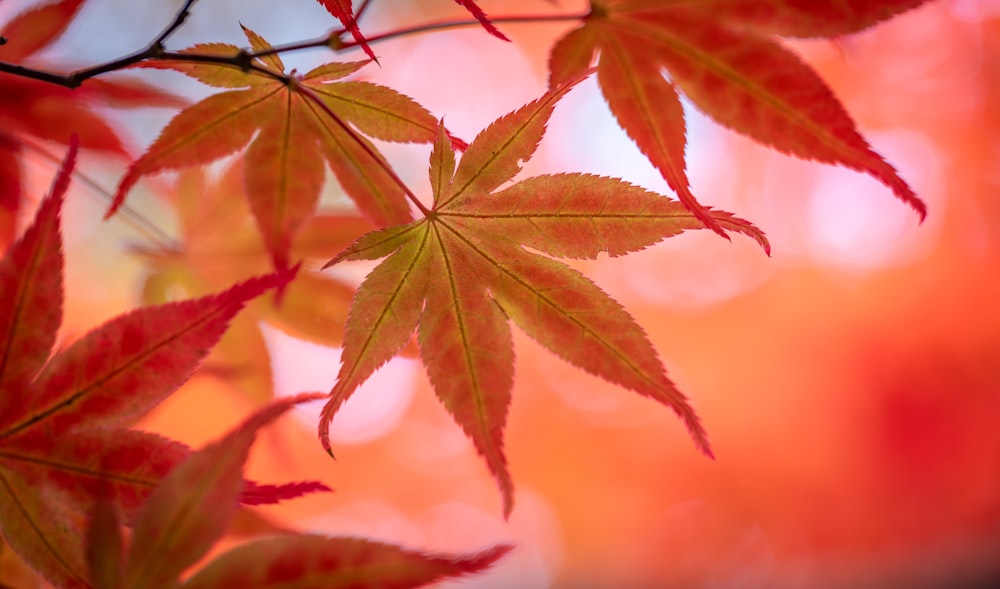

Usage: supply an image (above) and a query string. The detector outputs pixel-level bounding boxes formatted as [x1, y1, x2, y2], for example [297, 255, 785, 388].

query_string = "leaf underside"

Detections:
[322, 76, 769, 517]
[548, 0, 929, 234]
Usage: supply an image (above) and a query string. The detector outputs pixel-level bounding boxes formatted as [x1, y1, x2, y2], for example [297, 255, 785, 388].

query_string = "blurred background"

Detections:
[3, 0, 999, 587]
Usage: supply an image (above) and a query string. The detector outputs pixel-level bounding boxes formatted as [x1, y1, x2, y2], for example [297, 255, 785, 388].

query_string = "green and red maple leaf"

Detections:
[0, 0, 182, 248]
[110, 25, 447, 273]
[548, 0, 932, 236]
[320, 79, 769, 517]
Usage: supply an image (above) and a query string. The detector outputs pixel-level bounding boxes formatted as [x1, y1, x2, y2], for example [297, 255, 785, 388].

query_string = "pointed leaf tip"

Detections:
[126, 393, 323, 588]
[182, 537, 513, 589]
[0, 138, 75, 406]
[455, 0, 511, 41]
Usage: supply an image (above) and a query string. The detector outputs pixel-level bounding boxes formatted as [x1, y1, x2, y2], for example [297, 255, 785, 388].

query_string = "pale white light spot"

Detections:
[422, 494, 562, 589]
[545, 77, 668, 192]
[307, 500, 425, 547]
[378, 29, 540, 143]
[606, 229, 775, 309]
[805, 129, 943, 270]
[263, 324, 416, 445]
[532, 346, 667, 428]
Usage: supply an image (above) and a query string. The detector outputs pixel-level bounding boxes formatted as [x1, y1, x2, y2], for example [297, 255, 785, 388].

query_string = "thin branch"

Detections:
[355, 0, 376, 22]
[245, 31, 339, 61]
[0, 11, 587, 87]
[341, 13, 590, 49]
[153, 0, 200, 47]
[0, 0, 202, 87]
[17, 137, 180, 253]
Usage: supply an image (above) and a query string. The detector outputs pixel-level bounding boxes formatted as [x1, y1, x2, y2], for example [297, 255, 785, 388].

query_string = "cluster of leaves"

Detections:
[0, 0, 935, 586]
[0, 144, 509, 587]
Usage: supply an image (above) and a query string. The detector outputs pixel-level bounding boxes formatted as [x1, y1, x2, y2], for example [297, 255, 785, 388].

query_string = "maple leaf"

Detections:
[548, 0, 930, 239]
[110, 26, 445, 271]
[133, 162, 375, 406]
[0, 144, 328, 587]
[85, 394, 511, 589]
[0, 0, 184, 247]
[454, 0, 511, 41]
[315, 0, 378, 61]
[320, 80, 769, 517]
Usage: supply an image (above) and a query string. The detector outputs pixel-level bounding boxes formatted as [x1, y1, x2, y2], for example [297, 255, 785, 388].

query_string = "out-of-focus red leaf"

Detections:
[0, 0, 86, 63]
[240, 479, 333, 506]
[0, 266, 298, 437]
[134, 163, 369, 409]
[454, 0, 510, 41]
[0, 146, 325, 586]
[0, 0, 183, 241]
[322, 81, 767, 517]
[182, 536, 511, 589]
[85, 489, 123, 589]
[315, 0, 377, 61]
[0, 429, 191, 523]
[0, 470, 88, 588]
[0, 137, 73, 407]
[672, 0, 935, 37]
[123, 394, 322, 589]
[0, 134, 20, 249]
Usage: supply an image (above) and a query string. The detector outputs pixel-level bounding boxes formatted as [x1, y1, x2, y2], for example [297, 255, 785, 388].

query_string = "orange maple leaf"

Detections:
[548, 0, 932, 238]
[111, 25, 447, 272]
[320, 80, 769, 517]
[0, 144, 327, 587]
[0, 0, 183, 247]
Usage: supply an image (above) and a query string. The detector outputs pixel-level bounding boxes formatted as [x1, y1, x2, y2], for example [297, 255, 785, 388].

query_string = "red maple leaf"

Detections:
[85, 394, 511, 589]
[548, 0, 931, 237]
[0, 143, 327, 587]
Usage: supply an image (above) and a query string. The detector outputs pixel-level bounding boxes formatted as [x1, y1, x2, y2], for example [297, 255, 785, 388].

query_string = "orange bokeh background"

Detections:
[7, 0, 1000, 587]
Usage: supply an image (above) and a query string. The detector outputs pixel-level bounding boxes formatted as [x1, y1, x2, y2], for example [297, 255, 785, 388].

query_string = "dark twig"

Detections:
[153, 0, 200, 47]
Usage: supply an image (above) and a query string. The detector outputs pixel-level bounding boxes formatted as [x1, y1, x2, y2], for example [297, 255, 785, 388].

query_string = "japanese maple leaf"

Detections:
[315, 0, 378, 60]
[548, 0, 931, 238]
[0, 0, 183, 248]
[454, 0, 510, 41]
[320, 80, 769, 517]
[110, 25, 446, 272]
[0, 144, 328, 588]
[315, 0, 510, 45]
[85, 394, 511, 589]
[133, 163, 375, 406]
